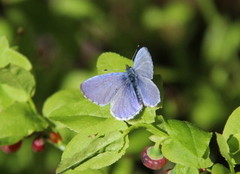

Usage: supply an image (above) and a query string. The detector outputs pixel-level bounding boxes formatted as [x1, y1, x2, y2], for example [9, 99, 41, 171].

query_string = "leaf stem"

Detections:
[124, 123, 168, 137]
[47, 140, 66, 151]
[28, 98, 38, 114]
[228, 161, 235, 173]
[153, 140, 161, 151]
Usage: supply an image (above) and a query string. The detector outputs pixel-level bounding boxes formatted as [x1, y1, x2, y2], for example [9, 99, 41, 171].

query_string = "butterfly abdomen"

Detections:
[127, 67, 143, 105]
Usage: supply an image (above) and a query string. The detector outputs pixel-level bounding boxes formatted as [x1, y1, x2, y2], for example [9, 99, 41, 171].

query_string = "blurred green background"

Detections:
[0, 0, 240, 173]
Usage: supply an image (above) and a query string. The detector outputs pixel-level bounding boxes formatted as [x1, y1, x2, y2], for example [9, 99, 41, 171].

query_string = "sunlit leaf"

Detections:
[43, 89, 84, 117]
[0, 64, 35, 101]
[212, 163, 232, 174]
[171, 164, 199, 174]
[216, 133, 235, 165]
[57, 131, 129, 173]
[64, 168, 108, 174]
[0, 36, 32, 70]
[97, 52, 132, 75]
[43, 89, 128, 135]
[0, 102, 48, 145]
[162, 120, 213, 168]
[223, 106, 240, 139]
[227, 133, 240, 164]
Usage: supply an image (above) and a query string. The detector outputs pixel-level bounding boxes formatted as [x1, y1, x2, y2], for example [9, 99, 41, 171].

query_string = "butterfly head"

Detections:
[126, 65, 132, 70]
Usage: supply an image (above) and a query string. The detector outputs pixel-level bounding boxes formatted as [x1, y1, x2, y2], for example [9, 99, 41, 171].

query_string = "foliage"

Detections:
[0, 0, 240, 174]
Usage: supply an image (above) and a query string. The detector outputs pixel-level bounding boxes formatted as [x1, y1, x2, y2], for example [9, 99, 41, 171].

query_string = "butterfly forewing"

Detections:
[137, 76, 160, 107]
[81, 72, 127, 106]
[111, 80, 143, 120]
[133, 47, 153, 79]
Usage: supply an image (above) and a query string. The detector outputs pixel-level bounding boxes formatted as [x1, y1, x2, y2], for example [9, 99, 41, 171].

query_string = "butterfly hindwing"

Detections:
[137, 76, 160, 107]
[81, 72, 127, 106]
[111, 80, 142, 120]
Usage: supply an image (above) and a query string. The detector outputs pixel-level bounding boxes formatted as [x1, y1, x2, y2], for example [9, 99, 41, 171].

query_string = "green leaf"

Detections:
[44, 89, 128, 137]
[227, 133, 240, 164]
[217, 107, 240, 166]
[0, 84, 29, 103]
[56, 127, 77, 145]
[48, 98, 111, 119]
[60, 70, 96, 90]
[0, 36, 9, 52]
[126, 107, 158, 125]
[223, 106, 240, 139]
[74, 135, 128, 171]
[0, 18, 13, 40]
[0, 84, 15, 110]
[96, 52, 132, 75]
[0, 136, 23, 146]
[150, 115, 168, 137]
[171, 164, 199, 174]
[64, 168, 107, 174]
[227, 134, 240, 154]
[43, 89, 84, 117]
[43, 89, 112, 119]
[0, 102, 48, 145]
[161, 119, 213, 168]
[57, 131, 129, 173]
[0, 36, 32, 71]
[50, 116, 127, 135]
[212, 163, 232, 174]
[216, 133, 235, 165]
[0, 64, 35, 101]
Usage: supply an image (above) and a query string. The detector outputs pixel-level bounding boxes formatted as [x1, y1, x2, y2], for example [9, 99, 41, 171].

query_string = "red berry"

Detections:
[0, 140, 22, 153]
[141, 145, 168, 170]
[49, 131, 62, 143]
[32, 137, 45, 152]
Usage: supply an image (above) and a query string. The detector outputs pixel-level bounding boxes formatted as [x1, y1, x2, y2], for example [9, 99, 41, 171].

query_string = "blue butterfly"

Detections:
[80, 47, 160, 120]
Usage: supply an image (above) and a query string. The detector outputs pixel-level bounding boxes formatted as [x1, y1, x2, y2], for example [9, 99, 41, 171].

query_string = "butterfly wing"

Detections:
[81, 72, 127, 106]
[111, 80, 142, 120]
[133, 47, 153, 79]
[138, 76, 160, 107]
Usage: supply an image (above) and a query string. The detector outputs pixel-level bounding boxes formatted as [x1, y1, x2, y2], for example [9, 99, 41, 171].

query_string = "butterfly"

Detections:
[80, 47, 160, 120]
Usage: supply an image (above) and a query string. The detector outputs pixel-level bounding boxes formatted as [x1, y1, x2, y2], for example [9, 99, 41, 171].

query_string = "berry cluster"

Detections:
[0, 131, 62, 153]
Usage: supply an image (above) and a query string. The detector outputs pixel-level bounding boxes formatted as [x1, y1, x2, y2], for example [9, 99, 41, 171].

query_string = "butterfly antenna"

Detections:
[104, 68, 125, 72]
[132, 45, 141, 61]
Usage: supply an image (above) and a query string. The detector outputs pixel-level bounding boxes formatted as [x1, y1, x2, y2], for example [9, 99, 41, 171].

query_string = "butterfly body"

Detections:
[126, 66, 143, 105]
[81, 47, 160, 120]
